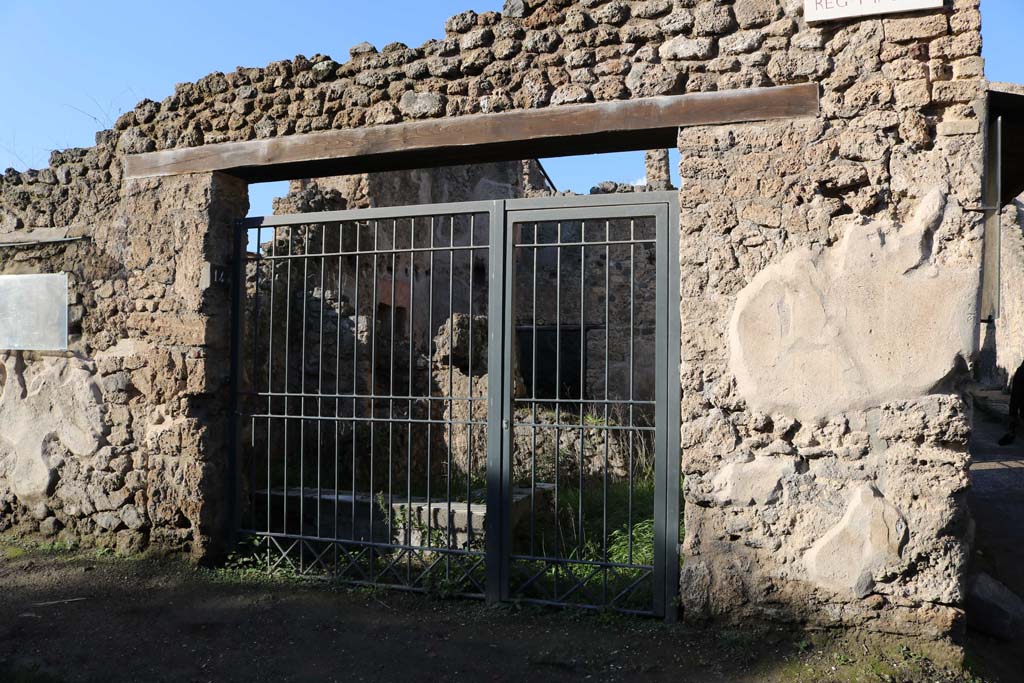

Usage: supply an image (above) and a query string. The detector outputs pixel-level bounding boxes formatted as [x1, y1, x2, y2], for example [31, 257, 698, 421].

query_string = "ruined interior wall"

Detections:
[676, 0, 985, 642]
[279, 164, 660, 406]
[977, 198, 1024, 387]
[274, 160, 548, 214]
[269, 161, 541, 362]
[996, 199, 1024, 383]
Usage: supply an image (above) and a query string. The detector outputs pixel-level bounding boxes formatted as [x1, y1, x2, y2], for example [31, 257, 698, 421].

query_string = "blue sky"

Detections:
[1, 0, 1022, 215]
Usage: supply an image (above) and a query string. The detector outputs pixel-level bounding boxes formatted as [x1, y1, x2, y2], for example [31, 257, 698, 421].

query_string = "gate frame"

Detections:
[231, 191, 681, 617]
[488, 192, 681, 618]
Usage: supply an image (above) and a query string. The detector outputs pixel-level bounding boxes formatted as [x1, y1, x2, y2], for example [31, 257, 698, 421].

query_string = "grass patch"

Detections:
[1, 544, 27, 560]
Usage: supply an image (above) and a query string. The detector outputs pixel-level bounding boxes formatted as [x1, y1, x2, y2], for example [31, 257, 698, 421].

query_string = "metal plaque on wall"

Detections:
[805, 0, 943, 23]
[0, 273, 69, 351]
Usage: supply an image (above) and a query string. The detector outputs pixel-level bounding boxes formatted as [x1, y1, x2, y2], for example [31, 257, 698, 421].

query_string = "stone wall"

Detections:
[675, 2, 986, 640]
[0, 0, 990, 647]
[0, 172, 247, 558]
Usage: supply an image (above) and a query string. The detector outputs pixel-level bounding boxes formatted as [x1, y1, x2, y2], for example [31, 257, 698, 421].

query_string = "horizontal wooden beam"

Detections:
[124, 83, 819, 183]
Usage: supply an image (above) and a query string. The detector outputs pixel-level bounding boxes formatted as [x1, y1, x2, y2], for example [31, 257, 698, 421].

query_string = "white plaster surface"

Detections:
[803, 484, 907, 596]
[0, 355, 105, 504]
[729, 189, 979, 421]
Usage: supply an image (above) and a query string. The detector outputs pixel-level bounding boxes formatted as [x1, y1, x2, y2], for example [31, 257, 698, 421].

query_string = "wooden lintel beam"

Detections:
[124, 83, 819, 182]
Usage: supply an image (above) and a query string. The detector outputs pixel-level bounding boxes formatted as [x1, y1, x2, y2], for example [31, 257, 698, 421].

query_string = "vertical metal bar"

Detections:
[653, 207, 670, 619]
[981, 115, 1003, 321]
[627, 221, 635, 566]
[266, 227, 276, 540]
[578, 222, 585, 560]
[351, 223, 360, 542]
[467, 214, 476, 548]
[602, 219, 610, 604]
[226, 218, 245, 551]
[500, 207, 515, 601]
[486, 201, 506, 603]
[530, 225, 538, 560]
[369, 221, 379, 558]
[406, 218, 415, 570]
[649, 212, 665, 616]
[388, 219, 397, 546]
[283, 226, 293, 537]
[317, 225, 327, 540]
[446, 216, 455, 565]
[663, 200, 682, 621]
[426, 217, 435, 549]
[299, 226, 310, 567]
[554, 220, 561, 596]
[334, 222, 343, 546]
[249, 224, 261, 533]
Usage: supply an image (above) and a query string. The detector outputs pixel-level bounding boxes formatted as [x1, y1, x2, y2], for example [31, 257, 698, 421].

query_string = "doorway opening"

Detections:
[232, 187, 680, 616]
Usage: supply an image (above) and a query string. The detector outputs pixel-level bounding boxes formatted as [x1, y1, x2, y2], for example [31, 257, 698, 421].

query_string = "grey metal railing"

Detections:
[230, 192, 680, 616]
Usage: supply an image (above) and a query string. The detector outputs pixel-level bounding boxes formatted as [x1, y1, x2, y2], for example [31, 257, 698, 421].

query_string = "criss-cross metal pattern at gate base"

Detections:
[230, 193, 680, 617]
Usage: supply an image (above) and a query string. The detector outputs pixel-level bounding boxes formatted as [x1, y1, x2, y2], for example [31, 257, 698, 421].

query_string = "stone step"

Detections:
[256, 483, 555, 548]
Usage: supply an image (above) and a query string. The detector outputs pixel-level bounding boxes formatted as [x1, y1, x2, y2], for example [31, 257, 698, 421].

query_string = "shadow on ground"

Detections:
[0, 543, 1009, 683]
[966, 396, 1024, 683]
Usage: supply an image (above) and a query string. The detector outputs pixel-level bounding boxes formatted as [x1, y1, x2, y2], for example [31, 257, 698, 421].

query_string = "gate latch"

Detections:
[502, 418, 509, 431]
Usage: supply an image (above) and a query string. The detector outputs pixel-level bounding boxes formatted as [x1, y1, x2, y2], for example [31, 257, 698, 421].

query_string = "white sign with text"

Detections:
[0, 273, 68, 351]
[805, 0, 944, 23]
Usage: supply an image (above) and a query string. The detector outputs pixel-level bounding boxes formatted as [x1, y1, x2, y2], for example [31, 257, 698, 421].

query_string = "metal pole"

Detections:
[226, 218, 245, 555]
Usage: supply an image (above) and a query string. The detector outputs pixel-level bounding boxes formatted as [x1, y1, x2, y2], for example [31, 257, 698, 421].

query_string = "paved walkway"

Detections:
[964, 392, 1024, 679]
[969, 392, 1024, 599]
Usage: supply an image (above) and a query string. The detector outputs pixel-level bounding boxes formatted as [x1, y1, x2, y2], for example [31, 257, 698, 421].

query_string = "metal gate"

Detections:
[230, 193, 680, 616]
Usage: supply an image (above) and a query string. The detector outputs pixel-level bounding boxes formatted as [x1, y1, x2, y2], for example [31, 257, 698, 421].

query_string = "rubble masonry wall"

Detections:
[0, 0, 987, 647]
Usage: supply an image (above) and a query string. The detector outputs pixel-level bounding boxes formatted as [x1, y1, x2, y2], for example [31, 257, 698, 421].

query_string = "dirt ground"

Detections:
[0, 543, 1016, 683]
[1, 396, 1021, 683]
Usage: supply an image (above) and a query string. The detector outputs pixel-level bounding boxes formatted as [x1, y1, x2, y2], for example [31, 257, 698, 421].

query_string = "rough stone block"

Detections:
[720, 30, 765, 55]
[893, 79, 931, 110]
[398, 91, 445, 118]
[445, 10, 478, 34]
[348, 42, 377, 58]
[692, 4, 735, 36]
[633, 0, 671, 20]
[501, 0, 527, 19]
[739, 201, 781, 228]
[659, 36, 715, 61]
[712, 456, 796, 505]
[657, 10, 694, 35]
[881, 58, 927, 82]
[625, 61, 683, 96]
[550, 83, 592, 105]
[791, 29, 825, 50]
[883, 15, 948, 43]
[949, 8, 981, 34]
[804, 485, 907, 598]
[929, 59, 953, 82]
[733, 0, 780, 29]
[952, 56, 984, 79]
[932, 79, 984, 104]
[936, 119, 980, 136]
[966, 573, 1024, 641]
